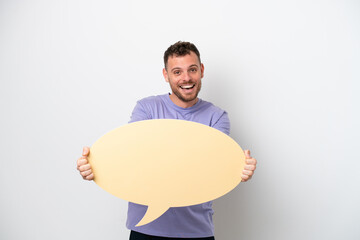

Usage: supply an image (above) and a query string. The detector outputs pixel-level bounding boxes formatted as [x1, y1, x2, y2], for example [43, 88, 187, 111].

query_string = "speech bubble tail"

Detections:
[135, 205, 170, 227]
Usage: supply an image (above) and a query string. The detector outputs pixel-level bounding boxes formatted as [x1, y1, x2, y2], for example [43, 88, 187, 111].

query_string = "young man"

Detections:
[77, 41, 257, 240]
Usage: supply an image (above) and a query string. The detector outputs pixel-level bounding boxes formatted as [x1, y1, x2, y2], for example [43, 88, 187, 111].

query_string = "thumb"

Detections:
[244, 149, 251, 159]
[82, 146, 90, 156]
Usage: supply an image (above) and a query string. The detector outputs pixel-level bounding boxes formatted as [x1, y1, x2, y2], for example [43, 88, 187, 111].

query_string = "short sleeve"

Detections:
[129, 101, 151, 123]
[212, 111, 230, 135]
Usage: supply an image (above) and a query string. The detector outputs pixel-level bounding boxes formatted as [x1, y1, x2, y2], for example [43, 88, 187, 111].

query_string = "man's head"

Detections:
[163, 41, 204, 108]
[163, 41, 201, 70]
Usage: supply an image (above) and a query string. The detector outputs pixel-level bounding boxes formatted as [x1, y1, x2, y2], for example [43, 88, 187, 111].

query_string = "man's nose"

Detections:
[182, 71, 191, 81]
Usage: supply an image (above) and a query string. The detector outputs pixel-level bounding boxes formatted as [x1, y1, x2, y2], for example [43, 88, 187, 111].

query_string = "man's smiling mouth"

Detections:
[180, 84, 195, 89]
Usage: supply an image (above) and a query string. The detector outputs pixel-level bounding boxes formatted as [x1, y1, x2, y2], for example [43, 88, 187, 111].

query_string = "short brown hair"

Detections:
[163, 41, 201, 69]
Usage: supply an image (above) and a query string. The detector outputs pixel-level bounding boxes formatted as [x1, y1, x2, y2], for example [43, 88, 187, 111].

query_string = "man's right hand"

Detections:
[77, 146, 94, 180]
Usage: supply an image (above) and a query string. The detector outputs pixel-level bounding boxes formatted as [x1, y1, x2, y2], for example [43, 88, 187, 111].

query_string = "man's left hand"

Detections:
[241, 150, 257, 182]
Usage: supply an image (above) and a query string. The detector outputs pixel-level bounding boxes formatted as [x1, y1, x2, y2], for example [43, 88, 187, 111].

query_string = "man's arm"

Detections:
[76, 101, 149, 181]
[212, 111, 257, 182]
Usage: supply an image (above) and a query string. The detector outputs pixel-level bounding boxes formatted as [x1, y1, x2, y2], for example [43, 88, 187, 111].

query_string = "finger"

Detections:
[85, 173, 94, 180]
[79, 164, 91, 172]
[77, 158, 88, 168]
[241, 174, 249, 182]
[82, 146, 90, 156]
[246, 158, 257, 165]
[242, 169, 253, 176]
[81, 169, 93, 178]
[244, 149, 251, 159]
[244, 164, 256, 171]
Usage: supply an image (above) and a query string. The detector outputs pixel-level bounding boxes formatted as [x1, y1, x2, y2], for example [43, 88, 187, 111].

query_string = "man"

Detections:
[77, 41, 257, 240]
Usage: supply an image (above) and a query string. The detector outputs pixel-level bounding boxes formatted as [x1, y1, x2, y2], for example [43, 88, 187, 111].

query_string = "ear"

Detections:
[201, 63, 204, 78]
[163, 68, 169, 82]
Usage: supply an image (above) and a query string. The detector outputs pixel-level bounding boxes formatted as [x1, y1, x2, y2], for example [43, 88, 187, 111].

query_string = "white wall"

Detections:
[1, 0, 359, 239]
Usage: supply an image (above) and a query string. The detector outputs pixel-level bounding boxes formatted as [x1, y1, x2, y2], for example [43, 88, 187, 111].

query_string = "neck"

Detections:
[169, 94, 198, 108]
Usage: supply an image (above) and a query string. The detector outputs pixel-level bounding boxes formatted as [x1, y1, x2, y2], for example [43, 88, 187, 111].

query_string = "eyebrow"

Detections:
[170, 64, 199, 72]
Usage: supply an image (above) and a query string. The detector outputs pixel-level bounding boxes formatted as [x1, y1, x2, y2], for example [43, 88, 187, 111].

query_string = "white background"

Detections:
[1, 0, 359, 239]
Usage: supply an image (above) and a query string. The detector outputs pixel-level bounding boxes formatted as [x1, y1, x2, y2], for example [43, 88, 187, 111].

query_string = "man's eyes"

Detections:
[173, 68, 197, 75]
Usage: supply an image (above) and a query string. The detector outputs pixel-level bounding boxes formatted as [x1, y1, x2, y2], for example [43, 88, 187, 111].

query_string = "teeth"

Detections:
[181, 84, 195, 89]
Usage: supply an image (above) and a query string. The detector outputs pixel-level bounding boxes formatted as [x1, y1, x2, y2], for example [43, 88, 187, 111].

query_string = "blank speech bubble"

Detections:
[88, 119, 245, 226]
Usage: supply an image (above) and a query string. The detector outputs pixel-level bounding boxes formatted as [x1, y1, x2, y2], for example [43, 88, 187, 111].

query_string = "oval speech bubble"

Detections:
[88, 119, 245, 226]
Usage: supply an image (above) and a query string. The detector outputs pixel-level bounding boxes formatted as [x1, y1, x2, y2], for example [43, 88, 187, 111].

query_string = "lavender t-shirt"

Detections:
[126, 94, 230, 238]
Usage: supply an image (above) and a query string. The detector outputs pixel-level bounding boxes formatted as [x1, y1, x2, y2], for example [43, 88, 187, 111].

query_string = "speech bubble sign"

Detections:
[88, 119, 245, 226]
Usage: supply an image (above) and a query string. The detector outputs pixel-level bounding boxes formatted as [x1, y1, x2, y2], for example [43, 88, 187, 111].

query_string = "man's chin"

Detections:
[178, 93, 198, 103]
[171, 87, 200, 103]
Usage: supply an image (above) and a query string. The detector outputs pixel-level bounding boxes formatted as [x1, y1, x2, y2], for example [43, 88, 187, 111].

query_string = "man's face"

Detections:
[163, 51, 204, 108]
